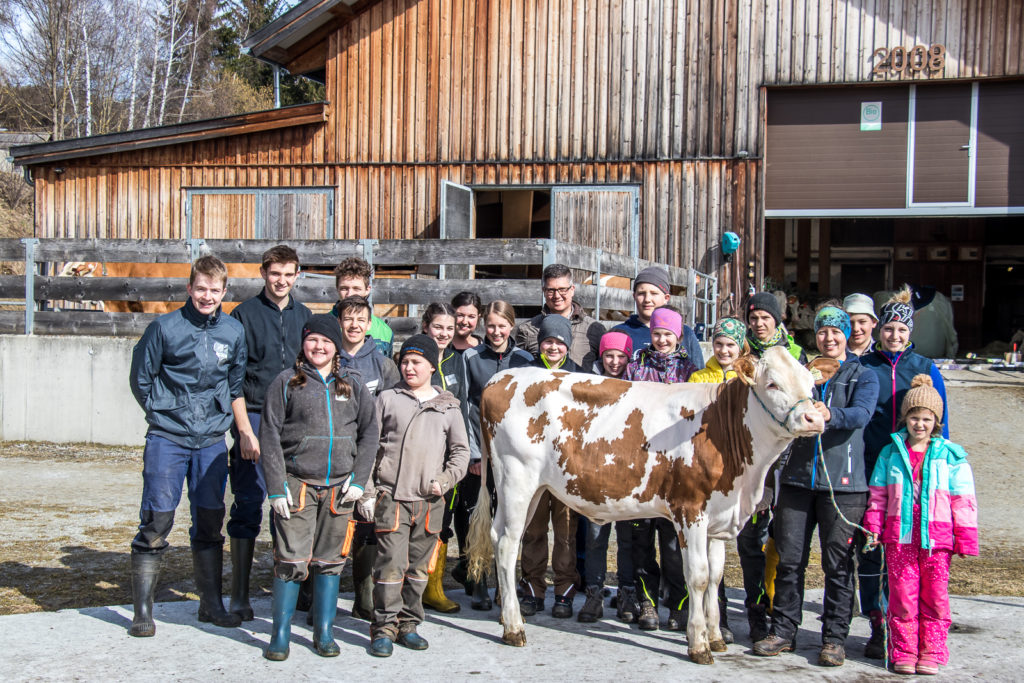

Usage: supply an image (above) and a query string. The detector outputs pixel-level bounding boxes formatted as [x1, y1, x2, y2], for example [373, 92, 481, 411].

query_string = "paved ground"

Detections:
[5, 587, 1022, 681]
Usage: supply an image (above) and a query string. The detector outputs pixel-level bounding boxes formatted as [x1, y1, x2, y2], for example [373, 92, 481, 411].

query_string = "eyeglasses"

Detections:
[543, 286, 573, 297]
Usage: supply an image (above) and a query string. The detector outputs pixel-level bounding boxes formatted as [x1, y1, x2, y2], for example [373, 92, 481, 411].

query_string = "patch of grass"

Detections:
[0, 441, 143, 464]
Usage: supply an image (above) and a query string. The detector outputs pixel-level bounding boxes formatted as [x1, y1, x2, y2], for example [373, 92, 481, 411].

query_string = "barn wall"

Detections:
[761, 0, 1024, 85]
[34, 157, 761, 293]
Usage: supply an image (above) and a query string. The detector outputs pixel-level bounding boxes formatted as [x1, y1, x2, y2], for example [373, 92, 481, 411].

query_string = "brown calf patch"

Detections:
[554, 407, 652, 503]
[480, 374, 519, 453]
[640, 380, 755, 527]
[569, 378, 632, 408]
[526, 412, 549, 443]
[523, 376, 566, 407]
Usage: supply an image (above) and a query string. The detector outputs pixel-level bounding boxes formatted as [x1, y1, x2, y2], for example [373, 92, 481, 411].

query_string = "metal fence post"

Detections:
[188, 238, 206, 262]
[539, 239, 557, 306]
[360, 239, 377, 304]
[594, 249, 603, 319]
[689, 269, 697, 328]
[21, 238, 38, 335]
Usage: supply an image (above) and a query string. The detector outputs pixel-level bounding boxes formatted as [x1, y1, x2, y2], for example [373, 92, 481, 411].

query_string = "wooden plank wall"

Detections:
[761, 0, 1024, 84]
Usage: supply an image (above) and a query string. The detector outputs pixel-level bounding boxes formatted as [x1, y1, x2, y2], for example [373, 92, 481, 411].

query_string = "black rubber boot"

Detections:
[718, 583, 734, 644]
[129, 551, 160, 637]
[297, 573, 314, 613]
[228, 537, 255, 621]
[864, 610, 886, 659]
[351, 544, 375, 621]
[265, 578, 300, 661]
[452, 556, 473, 595]
[471, 573, 492, 611]
[311, 573, 341, 657]
[192, 546, 242, 628]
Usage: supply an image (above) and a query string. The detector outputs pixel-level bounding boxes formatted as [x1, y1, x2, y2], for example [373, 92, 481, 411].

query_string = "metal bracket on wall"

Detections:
[21, 238, 38, 335]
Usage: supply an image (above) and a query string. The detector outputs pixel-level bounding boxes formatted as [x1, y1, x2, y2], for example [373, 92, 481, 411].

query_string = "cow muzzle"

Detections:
[788, 402, 825, 436]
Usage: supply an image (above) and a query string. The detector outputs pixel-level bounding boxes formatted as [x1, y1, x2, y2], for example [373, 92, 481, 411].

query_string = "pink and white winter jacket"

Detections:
[863, 429, 978, 555]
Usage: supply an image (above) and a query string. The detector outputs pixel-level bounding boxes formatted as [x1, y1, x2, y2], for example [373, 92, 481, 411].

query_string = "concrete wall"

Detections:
[0, 335, 147, 446]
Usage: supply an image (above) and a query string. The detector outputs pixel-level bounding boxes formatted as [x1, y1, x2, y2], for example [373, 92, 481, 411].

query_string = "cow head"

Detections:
[735, 347, 824, 437]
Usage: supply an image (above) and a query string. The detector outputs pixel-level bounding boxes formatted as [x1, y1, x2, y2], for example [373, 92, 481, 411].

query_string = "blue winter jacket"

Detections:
[860, 344, 949, 475]
[611, 314, 705, 369]
[130, 299, 247, 449]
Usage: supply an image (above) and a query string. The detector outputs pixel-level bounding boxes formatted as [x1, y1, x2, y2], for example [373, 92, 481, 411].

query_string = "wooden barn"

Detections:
[9, 0, 1024, 347]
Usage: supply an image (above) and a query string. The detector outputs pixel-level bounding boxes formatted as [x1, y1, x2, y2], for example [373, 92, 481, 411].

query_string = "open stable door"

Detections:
[550, 186, 640, 257]
[440, 180, 475, 279]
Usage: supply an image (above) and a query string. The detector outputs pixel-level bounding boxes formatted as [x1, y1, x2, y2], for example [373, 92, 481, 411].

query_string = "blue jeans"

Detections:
[227, 412, 267, 539]
[131, 433, 229, 553]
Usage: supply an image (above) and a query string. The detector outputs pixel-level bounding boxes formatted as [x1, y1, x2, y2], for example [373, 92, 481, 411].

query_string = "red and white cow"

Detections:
[466, 346, 826, 665]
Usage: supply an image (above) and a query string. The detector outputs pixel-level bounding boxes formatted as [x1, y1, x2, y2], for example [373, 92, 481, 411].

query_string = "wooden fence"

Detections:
[0, 238, 716, 336]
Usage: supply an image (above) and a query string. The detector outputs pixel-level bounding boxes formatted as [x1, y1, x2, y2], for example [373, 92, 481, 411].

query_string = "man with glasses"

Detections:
[513, 263, 604, 368]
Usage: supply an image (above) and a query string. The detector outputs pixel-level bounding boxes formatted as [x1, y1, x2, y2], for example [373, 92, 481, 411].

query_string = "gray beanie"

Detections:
[634, 266, 670, 295]
[537, 314, 573, 348]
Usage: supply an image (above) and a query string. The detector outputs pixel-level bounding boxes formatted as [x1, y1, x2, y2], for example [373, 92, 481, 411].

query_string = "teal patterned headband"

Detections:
[814, 306, 851, 339]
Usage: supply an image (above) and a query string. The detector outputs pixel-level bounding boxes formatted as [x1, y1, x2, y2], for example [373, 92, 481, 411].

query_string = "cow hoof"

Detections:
[688, 648, 714, 665]
[502, 630, 527, 647]
[710, 639, 728, 653]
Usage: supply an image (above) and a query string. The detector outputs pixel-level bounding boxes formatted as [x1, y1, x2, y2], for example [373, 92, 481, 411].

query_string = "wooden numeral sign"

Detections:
[871, 44, 945, 77]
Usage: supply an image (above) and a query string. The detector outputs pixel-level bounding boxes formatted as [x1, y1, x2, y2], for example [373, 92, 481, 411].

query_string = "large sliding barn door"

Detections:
[551, 186, 639, 257]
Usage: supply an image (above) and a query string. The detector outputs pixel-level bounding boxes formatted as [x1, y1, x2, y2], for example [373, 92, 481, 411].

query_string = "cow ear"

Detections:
[806, 357, 840, 385]
[733, 354, 756, 386]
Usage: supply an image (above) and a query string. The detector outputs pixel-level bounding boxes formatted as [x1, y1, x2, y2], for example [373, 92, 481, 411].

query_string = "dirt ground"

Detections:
[1, 377, 1021, 615]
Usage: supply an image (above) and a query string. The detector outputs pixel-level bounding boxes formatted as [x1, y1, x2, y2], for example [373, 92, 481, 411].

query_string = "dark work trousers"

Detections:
[856, 531, 887, 615]
[737, 511, 771, 610]
[452, 467, 496, 559]
[585, 521, 634, 588]
[771, 484, 868, 645]
[226, 412, 267, 540]
[131, 433, 229, 554]
[632, 518, 687, 610]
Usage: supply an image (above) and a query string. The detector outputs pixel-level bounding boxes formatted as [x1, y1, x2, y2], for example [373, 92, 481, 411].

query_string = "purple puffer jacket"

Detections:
[622, 348, 697, 384]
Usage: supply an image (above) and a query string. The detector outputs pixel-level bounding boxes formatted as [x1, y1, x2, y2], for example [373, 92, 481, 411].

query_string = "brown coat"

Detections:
[373, 386, 470, 501]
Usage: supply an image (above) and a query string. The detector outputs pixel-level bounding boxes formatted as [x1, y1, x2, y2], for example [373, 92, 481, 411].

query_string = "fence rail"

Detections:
[0, 238, 716, 336]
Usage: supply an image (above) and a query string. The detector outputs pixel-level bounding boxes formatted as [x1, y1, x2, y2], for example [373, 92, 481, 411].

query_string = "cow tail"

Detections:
[465, 421, 494, 583]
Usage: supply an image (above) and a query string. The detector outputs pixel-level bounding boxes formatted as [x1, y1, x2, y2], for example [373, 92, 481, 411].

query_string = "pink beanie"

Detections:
[649, 307, 682, 339]
[599, 331, 633, 358]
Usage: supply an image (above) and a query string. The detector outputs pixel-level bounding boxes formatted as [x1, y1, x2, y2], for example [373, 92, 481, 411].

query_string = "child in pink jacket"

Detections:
[864, 375, 978, 676]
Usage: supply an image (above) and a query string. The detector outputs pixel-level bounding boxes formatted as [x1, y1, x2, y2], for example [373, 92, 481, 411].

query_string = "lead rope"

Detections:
[816, 437, 889, 669]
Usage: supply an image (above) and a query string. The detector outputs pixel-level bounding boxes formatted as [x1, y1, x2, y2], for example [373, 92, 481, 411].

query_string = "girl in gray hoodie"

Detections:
[258, 315, 378, 661]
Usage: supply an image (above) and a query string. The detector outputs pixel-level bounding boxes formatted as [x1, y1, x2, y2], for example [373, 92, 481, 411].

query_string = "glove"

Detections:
[270, 487, 294, 520]
[755, 486, 773, 514]
[357, 492, 376, 522]
[340, 484, 363, 505]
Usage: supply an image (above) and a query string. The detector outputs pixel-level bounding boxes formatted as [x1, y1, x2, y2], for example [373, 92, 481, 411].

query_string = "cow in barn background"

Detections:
[466, 346, 827, 665]
[60, 261, 264, 313]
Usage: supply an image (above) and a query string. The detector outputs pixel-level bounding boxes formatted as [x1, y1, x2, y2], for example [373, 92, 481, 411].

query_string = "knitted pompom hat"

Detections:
[901, 374, 944, 423]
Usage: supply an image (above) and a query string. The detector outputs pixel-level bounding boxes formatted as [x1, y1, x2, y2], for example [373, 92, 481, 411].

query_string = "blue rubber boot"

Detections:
[265, 578, 300, 661]
[312, 573, 341, 657]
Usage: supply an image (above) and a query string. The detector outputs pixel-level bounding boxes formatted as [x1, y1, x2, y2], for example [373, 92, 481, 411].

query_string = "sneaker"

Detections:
[753, 634, 795, 656]
[551, 595, 573, 619]
[577, 586, 604, 623]
[616, 587, 638, 624]
[916, 660, 939, 675]
[818, 642, 845, 666]
[637, 601, 659, 631]
[519, 596, 543, 617]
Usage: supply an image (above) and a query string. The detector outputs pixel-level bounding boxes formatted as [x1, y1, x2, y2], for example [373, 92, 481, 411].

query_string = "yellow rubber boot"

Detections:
[422, 542, 461, 613]
[764, 537, 779, 613]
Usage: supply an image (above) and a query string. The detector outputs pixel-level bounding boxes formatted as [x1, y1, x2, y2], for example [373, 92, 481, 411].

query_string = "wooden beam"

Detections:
[285, 39, 330, 76]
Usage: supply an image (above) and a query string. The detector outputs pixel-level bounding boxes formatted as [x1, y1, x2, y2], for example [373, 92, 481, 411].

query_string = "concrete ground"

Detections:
[4, 587, 1021, 681]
